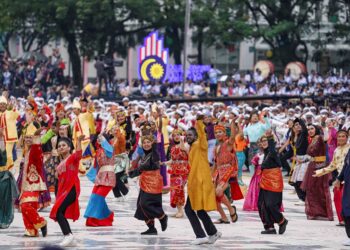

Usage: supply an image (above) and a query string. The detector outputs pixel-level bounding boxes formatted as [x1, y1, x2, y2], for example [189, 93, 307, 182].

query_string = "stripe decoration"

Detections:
[138, 31, 168, 82]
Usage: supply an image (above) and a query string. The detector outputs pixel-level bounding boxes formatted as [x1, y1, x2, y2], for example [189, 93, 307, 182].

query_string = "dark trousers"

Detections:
[279, 150, 292, 173]
[258, 189, 284, 229]
[209, 84, 217, 97]
[294, 181, 306, 201]
[184, 196, 217, 238]
[57, 187, 76, 235]
[113, 172, 129, 198]
[344, 215, 350, 238]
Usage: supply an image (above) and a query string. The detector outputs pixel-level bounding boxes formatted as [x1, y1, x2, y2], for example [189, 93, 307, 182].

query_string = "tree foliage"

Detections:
[0, 0, 348, 81]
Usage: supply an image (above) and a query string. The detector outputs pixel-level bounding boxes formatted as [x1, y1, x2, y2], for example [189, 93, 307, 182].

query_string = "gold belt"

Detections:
[172, 160, 187, 164]
[99, 165, 115, 172]
[0, 166, 8, 172]
[217, 163, 231, 168]
[311, 156, 326, 162]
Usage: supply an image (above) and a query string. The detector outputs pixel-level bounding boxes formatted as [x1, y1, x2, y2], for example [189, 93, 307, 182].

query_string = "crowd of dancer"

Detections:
[0, 92, 349, 247]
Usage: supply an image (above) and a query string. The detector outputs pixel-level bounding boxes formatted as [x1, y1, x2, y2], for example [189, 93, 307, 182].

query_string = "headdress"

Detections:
[337, 129, 348, 137]
[27, 96, 38, 115]
[72, 100, 81, 110]
[0, 96, 7, 104]
[55, 103, 65, 114]
[214, 124, 226, 133]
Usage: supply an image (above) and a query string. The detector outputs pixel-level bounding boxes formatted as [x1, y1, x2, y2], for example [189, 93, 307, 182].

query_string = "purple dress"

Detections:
[243, 153, 263, 211]
[154, 131, 168, 187]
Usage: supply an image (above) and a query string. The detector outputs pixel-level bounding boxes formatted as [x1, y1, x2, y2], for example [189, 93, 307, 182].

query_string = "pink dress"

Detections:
[327, 127, 337, 162]
[243, 153, 263, 211]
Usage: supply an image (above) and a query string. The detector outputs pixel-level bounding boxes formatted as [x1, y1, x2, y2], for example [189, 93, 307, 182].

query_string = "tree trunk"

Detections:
[197, 29, 203, 64]
[65, 32, 82, 89]
[172, 27, 182, 65]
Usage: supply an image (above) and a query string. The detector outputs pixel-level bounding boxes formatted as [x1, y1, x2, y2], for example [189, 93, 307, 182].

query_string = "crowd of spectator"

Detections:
[1, 50, 349, 101]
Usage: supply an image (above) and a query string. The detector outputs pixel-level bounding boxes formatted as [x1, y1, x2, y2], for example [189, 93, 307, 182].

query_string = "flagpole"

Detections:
[182, 0, 191, 97]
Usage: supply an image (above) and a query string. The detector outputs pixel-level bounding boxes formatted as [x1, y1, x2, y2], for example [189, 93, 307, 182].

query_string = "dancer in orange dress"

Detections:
[212, 119, 242, 224]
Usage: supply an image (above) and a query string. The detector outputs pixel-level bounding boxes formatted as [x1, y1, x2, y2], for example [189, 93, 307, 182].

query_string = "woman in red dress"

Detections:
[165, 129, 190, 218]
[301, 124, 333, 221]
[50, 135, 84, 247]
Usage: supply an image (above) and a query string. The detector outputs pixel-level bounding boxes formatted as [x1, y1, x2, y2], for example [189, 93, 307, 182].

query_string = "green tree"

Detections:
[239, 0, 323, 65]
[161, 0, 185, 65]
[191, 0, 251, 64]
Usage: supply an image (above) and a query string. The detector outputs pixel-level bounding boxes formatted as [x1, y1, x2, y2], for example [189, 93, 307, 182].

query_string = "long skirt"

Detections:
[135, 190, 164, 222]
[236, 151, 246, 182]
[243, 166, 261, 211]
[84, 185, 114, 227]
[334, 184, 344, 223]
[290, 155, 309, 183]
[170, 174, 186, 208]
[157, 137, 168, 187]
[258, 189, 284, 229]
[0, 171, 18, 228]
[44, 155, 60, 193]
[301, 163, 334, 221]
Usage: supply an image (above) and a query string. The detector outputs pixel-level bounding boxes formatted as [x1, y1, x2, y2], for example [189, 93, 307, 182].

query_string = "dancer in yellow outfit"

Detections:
[185, 114, 221, 245]
[0, 96, 20, 169]
[72, 99, 96, 174]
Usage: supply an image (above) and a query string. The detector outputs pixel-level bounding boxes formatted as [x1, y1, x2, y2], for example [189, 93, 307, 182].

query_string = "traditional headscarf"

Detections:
[27, 96, 38, 115]
[55, 103, 65, 114]
[214, 124, 226, 133]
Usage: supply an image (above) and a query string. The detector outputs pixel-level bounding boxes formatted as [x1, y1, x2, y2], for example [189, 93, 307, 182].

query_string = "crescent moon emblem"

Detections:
[140, 58, 156, 81]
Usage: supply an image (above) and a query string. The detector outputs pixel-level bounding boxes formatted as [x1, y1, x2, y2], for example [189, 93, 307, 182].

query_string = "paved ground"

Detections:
[0, 172, 348, 250]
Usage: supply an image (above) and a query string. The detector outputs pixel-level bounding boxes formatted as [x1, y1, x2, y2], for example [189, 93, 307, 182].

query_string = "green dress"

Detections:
[0, 149, 19, 229]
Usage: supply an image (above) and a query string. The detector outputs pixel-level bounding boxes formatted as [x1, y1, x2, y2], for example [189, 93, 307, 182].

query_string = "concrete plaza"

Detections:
[0, 173, 347, 250]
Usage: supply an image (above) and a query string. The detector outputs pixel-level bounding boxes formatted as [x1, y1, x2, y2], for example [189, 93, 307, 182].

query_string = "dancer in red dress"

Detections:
[50, 135, 84, 247]
[165, 129, 190, 218]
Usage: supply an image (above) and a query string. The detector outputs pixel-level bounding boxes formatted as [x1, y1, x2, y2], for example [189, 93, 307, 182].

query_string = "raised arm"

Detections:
[196, 119, 208, 150]
[265, 129, 277, 156]
[228, 119, 239, 146]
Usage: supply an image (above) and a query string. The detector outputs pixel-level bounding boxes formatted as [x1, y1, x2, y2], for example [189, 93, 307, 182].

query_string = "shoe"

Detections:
[279, 219, 288, 234]
[214, 219, 230, 224]
[336, 222, 345, 227]
[190, 237, 209, 245]
[261, 228, 277, 234]
[160, 215, 168, 231]
[59, 234, 75, 247]
[141, 227, 158, 235]
[208, 231, 222, 244]
[40, 224, 47, 237]
[230, 205, 238, 223]
[343, 239, 350, 246]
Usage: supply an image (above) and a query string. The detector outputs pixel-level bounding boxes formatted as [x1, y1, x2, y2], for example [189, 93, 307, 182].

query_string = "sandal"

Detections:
[230, 205, 238, 223]
[214, 218, 230, 224]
